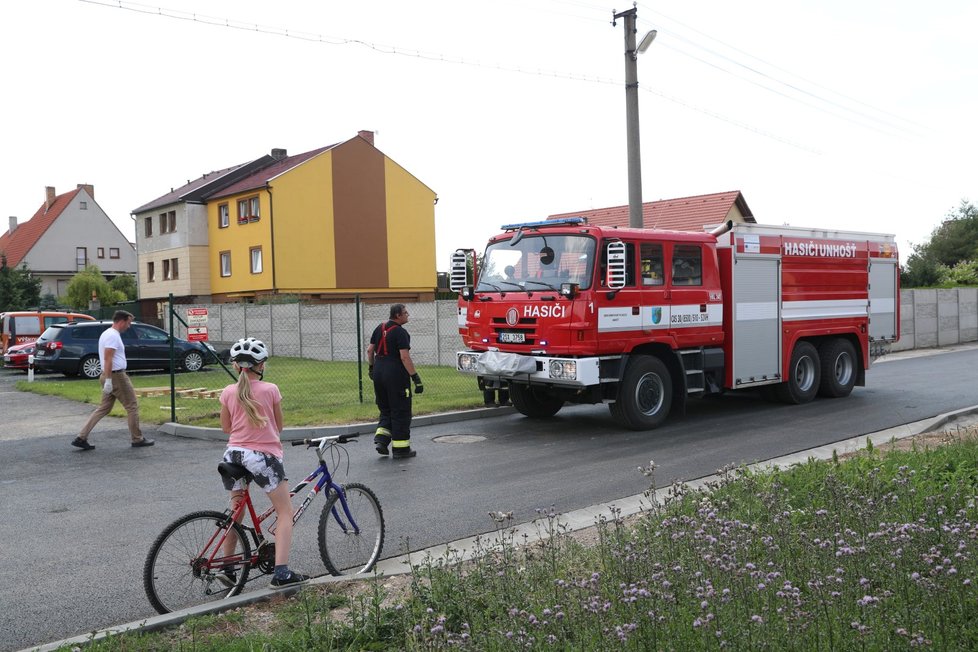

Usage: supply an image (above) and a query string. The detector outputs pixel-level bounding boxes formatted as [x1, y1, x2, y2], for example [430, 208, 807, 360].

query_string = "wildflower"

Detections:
[430, 625, 444, 635]
[751, 615, 763, 624]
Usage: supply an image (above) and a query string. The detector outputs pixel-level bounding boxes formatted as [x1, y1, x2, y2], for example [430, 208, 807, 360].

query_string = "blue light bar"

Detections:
[500, 217, 587, 231]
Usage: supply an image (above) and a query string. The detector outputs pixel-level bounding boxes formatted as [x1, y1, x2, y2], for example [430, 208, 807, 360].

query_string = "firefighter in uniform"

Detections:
[367, 304, 423, 459]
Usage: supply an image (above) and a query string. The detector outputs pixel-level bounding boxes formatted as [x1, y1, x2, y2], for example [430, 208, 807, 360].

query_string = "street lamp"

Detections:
[613, 7, 656, 228]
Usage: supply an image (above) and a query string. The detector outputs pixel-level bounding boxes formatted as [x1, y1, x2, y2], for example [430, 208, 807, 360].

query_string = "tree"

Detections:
[61, 265, 126, 310]
[109, 274, 137, 301]
[901, 200, 978, 287]
[0, 255, 42, 311]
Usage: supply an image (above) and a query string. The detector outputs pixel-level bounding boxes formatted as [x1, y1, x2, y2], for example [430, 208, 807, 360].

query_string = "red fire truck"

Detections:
[450, 217, 900, 430]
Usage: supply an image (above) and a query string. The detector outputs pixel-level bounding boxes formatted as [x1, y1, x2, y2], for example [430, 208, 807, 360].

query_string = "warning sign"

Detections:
[187, 326, 209, 342]
[186, 308, 208, 326]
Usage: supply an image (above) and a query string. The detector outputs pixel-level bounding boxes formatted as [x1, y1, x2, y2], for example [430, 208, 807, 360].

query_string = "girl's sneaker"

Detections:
[270, 571, 310, 588]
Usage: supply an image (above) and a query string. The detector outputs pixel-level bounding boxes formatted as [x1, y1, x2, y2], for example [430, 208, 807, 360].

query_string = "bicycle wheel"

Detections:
[144, 510, 252, 614]
[318, 483, 385, 575]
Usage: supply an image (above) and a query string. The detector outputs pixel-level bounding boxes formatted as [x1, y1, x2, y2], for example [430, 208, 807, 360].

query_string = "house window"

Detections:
[109, 247, 120, 259]
[144, 217, 152, 237]
[250, 247, 263, 274]
[159, 210, 176, 234]
[220, 251, 231, 277]
[80, 201, 88, 210]
[76, 247, 87, 270]
[97, 247, 105, 259]
[219, 203, 229, 228]
[237, 196, 260, 223]
[162, 258, 179, 280]
[147, 262, 155, 282]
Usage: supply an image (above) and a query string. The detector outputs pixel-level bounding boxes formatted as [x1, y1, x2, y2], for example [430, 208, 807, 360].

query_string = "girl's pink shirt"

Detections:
[220, 380, 284, 458]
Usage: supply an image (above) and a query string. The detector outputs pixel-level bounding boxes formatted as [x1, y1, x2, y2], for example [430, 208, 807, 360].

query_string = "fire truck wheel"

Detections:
[610, 355, 672, 430]
[509, 385, 564, 418]
[817, 338, 857, 398]
[776, 341, 821, 404]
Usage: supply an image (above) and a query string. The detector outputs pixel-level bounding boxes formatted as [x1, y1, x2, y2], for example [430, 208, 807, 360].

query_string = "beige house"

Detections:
[131, 153, 285, 317]
[0, 185, 136, 298]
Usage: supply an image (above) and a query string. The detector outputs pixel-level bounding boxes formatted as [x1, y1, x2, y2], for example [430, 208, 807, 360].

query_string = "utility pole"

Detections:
[613, 5, 647, 228]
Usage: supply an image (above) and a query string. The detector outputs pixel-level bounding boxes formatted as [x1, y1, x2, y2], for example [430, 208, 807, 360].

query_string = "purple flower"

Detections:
[751, 615, 763, 623]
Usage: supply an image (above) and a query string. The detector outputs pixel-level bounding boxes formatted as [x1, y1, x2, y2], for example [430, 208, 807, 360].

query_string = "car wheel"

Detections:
[80, 355, 102, 379]
[182, 351, 204, 372]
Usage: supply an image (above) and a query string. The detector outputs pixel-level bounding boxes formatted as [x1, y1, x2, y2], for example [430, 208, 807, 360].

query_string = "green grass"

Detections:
[66, 427, 978, 651]
[15, 358, 486, 426]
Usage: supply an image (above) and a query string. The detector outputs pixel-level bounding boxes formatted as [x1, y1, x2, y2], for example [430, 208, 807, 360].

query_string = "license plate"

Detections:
[498, 332, 525, 344]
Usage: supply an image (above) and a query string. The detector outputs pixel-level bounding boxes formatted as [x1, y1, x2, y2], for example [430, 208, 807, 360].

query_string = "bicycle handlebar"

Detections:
[290, 434, 359, 447]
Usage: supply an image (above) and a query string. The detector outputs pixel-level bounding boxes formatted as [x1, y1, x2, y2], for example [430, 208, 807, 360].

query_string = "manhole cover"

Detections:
[432, 434, 486, 444]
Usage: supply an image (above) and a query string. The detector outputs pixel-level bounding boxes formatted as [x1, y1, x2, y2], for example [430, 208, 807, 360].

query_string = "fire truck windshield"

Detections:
[477, 234, 595, 292]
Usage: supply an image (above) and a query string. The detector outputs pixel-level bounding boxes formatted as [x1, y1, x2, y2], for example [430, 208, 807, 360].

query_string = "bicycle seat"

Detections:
[218, 462, 254, 483]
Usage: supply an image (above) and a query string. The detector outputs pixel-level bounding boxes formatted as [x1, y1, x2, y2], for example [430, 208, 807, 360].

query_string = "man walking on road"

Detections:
[71, 310, 154, 451]
[367, 304, 423, 459]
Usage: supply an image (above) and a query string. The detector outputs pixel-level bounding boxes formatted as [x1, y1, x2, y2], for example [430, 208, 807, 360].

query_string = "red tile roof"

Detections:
[206, 145, 335, 200]
[549, 190, 755, 231]
[0, 188, 82, 267]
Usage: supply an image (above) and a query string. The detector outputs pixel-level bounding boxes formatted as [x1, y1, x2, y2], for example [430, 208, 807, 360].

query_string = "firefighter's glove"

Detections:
[368, 365, 374, 380]
[412, 373, 424, 394]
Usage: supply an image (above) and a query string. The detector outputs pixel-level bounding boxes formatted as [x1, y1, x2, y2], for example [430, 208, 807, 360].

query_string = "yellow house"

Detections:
[203, 131, 436, 302]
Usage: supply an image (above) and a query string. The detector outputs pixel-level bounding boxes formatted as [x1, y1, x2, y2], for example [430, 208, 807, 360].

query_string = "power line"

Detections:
[634, 1, 927, 132]
[78, 0, 822, 154]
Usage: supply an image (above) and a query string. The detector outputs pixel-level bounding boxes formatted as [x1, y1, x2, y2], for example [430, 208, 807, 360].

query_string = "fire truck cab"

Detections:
[451, 217, 899, 430]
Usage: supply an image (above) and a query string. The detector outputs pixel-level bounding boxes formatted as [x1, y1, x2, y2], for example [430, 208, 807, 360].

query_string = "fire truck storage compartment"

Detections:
[732, 255, 782, 387]
[868, 259, 898, 342]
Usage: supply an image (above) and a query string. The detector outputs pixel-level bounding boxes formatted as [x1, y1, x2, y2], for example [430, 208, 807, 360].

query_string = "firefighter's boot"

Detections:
[374, 427, 391, 456]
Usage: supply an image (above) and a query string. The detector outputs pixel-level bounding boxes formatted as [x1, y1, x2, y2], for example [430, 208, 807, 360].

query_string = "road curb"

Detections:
[159, 405, 518, 441]
[22, 404, 978, 652]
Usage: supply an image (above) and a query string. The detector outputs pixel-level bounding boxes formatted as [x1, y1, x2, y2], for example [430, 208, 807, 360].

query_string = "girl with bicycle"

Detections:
[220, 337, 308, 588]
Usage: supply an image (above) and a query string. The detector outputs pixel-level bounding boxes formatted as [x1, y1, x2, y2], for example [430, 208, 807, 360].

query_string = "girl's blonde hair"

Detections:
[235, 364, 268, 428]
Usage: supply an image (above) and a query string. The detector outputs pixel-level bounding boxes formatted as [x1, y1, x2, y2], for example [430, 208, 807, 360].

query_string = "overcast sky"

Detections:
[2, 0, 975, 271]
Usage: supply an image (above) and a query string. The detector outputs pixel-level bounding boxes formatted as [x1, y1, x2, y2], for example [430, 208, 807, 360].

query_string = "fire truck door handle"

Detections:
[700, 304, 707, 312]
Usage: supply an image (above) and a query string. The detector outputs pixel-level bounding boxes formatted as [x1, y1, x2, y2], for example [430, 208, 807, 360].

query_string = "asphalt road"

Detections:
[2, 346, 978, 651]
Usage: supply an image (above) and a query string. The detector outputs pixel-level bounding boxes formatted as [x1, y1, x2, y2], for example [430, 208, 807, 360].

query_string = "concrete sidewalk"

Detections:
[24, 403, 978, 652]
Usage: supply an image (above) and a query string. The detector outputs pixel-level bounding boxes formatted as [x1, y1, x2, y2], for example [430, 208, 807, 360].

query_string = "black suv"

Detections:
[34, 321, 217, 379]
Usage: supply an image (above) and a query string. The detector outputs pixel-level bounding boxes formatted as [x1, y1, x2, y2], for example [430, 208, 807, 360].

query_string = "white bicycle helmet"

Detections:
[229, 337, 269, 368]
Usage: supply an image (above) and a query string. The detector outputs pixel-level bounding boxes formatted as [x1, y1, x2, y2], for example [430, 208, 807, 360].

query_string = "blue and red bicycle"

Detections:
[143, 435, 384, 614]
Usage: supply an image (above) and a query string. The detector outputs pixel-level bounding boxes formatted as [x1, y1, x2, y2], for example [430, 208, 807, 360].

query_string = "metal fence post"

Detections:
[356, 294, 363, 403]
[169, 293, 176, 422]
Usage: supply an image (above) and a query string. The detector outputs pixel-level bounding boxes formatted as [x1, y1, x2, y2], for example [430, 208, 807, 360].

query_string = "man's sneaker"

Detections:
[392, 448, 417, 459]
[131, 438, 155, 447]
[375, 442, 389, 456]
[270, 571, 310, 588]
[71, 437, 95, 451]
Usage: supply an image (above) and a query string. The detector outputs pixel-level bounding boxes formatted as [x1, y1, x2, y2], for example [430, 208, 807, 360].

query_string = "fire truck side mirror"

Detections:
[450, 249, 476, 293]
[606, 241, 627, 291]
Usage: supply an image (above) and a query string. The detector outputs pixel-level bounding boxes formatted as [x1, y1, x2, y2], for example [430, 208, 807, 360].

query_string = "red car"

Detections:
[2, 341, 37, 371]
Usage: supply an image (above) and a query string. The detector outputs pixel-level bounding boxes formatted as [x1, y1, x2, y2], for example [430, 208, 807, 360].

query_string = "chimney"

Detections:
[76, 183, 94, 199]
[270, 148, 288, 161]
[45, 186, 56, 210]
[7, 216, 16, 234]
[358, 130, 375, 146]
